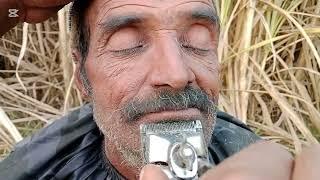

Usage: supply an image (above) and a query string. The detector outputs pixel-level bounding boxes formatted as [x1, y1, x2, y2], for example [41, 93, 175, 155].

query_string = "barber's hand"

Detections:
[139, 164, 168, 180]
[201, 141, 293, 180]
[292, 144, 320, 180]
[17, 0, 73, 23]
[0, 0, 73, 36]
[139, 142, 320, 180]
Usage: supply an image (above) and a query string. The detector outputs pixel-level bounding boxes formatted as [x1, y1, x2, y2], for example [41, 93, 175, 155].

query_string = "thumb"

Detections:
[139, 164, 169, 180]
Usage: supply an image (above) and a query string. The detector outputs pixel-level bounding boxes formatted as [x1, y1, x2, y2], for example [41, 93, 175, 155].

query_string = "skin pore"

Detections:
[74, 0, 220, 179]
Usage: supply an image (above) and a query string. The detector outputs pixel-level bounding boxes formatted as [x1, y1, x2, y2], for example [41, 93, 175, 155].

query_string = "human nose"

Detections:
[148, 34, 196, 90]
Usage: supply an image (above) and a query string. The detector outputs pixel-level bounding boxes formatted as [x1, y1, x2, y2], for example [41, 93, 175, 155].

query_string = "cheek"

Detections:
[190, 59, 220, 98]
[85, 56, 146, 110]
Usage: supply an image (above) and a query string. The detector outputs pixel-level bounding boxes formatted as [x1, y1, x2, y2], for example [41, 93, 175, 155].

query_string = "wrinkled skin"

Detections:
[74, 0, 220, 178]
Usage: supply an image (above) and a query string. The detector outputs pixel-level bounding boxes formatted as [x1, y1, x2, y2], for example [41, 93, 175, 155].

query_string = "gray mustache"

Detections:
[121, 85, 216, 122]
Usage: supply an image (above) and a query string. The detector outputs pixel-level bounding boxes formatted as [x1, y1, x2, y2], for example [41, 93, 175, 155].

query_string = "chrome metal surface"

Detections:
[140, 120, 213, 179]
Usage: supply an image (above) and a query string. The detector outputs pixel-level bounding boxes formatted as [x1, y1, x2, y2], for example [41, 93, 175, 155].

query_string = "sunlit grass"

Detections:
[217, 0, 320, 153]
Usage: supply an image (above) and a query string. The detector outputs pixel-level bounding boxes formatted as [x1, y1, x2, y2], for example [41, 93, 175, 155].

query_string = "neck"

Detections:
[103, 139, 140, 180]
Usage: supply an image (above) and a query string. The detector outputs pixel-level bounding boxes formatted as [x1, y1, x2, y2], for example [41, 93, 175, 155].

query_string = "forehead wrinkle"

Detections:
[96, 0, 215, 24]
[164, 1, 217, 22]
[94, 0, 219, 36]
[171, 0, 215, 9]
[98, 14, 145, 34]
[97, 4, 157, 25]
[96, 0, 214, 21]
[101, 0, 112, 8]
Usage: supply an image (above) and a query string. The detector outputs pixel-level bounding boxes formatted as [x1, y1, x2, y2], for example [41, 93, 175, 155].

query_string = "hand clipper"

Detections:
[140, 120, 214, 180]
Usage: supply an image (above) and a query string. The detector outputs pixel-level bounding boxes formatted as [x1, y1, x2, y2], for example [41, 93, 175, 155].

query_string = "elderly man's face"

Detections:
[78, 0, 220, 177]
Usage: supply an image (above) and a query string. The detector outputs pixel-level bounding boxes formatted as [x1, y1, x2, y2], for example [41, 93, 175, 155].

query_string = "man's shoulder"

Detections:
[0, 104, 104, 180]
[209, 111, 261, 164]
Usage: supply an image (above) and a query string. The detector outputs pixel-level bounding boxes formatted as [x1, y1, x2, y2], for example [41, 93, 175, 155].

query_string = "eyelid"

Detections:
[98, 25, 140, 51]
[179, 34, 212, 57]
[182, 45, 210, 56]
[180, 34, 210, 51]
[109, 40, 147, 58]
[108, 38, 145, 51]
[110, 44, 143, 54]
[99, 26, 146, 52]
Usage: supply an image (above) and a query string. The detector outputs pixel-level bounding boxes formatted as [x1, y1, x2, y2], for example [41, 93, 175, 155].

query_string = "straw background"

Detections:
[0, 0, 320, 159]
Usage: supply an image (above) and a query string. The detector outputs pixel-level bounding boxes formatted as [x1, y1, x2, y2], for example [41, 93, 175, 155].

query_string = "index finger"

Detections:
[293, 144, 320, 180]
[139, 164, 169, 180]
[201, 141, 293, 180]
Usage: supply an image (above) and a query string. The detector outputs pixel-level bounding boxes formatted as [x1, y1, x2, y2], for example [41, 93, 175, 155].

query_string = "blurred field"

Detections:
[0, 0, 320, 159]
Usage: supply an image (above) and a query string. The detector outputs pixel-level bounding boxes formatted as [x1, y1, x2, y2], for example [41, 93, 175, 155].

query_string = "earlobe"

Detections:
[72, 50, 90, 100]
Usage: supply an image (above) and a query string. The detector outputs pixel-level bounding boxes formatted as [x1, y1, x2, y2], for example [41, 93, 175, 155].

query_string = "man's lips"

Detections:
[136, 108, 203, 124]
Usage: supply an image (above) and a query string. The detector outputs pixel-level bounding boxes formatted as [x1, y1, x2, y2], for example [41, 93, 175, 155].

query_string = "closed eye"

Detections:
[110, 44, 145, 57]
[182, 44, 210, 56]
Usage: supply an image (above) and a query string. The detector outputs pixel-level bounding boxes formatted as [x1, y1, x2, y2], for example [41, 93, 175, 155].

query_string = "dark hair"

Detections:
[70, 0, 92, 94]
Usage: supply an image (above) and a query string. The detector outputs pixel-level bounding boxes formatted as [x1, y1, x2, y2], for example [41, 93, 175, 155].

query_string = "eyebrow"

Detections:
[189, 8, 220, 29]
[98, 14, 143, 34]
[98, 7, 220, 34]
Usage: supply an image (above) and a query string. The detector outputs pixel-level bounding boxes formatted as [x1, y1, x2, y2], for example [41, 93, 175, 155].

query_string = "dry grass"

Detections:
[0, 0, 320, 159]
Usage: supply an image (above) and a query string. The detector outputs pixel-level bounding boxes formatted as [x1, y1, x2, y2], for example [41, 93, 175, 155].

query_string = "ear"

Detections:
[72, 49, 90, 100]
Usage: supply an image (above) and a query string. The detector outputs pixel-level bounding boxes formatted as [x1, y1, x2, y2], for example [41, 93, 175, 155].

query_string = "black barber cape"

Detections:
[0, 104, 260, 180]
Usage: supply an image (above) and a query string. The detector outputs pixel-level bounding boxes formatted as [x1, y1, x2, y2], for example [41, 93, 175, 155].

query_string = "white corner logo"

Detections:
[8, 9, 19, 18]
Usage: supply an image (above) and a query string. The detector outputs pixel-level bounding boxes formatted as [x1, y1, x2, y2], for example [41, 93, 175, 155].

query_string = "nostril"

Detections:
[150, 64, 196, 90]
